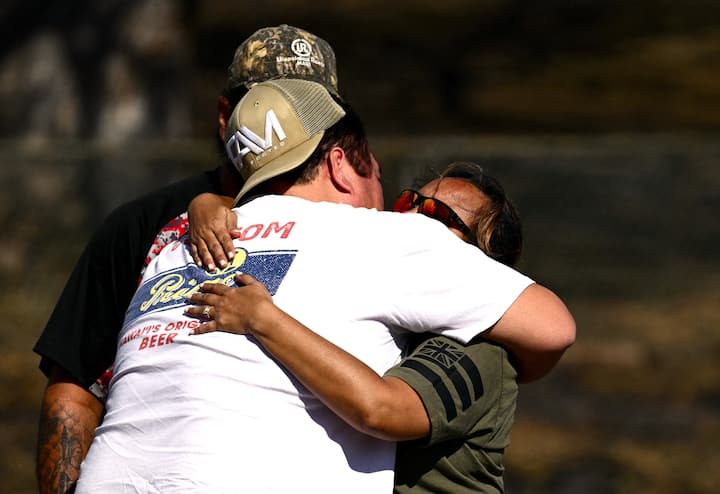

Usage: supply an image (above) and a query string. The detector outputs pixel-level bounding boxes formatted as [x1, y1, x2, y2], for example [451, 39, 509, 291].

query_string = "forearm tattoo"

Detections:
[36, 400, 95, 494]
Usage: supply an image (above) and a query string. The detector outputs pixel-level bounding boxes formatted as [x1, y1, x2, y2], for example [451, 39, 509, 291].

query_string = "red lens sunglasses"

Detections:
[392, 189, 472, 237]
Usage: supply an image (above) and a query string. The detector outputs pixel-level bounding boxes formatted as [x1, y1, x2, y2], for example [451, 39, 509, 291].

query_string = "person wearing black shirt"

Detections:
[33, 25, 340, 494]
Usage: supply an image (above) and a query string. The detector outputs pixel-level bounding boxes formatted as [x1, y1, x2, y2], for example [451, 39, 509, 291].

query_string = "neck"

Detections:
[280, 180, 352, 206]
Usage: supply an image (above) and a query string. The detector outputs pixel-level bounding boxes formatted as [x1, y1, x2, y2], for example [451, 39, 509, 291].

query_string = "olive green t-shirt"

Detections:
[385, 335, 518, 493]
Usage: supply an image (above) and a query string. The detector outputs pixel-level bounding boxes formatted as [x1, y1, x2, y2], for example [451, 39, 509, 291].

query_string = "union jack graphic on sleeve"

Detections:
[400, 337, 486, 422]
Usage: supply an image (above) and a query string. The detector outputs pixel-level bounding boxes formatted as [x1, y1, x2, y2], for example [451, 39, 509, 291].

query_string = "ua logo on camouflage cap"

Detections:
[227, 24, 339, 96]
[291, 39, 313, 57]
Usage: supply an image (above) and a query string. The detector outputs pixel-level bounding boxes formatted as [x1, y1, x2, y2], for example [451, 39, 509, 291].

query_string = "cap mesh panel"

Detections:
[264, 79, 345, 136]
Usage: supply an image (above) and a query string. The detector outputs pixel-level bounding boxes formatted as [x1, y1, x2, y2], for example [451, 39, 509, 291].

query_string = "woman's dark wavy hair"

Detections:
[439, 161, 523, 267]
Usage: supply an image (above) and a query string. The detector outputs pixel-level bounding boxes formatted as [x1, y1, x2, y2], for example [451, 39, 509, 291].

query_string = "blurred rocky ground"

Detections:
[1, 1, 719, 493]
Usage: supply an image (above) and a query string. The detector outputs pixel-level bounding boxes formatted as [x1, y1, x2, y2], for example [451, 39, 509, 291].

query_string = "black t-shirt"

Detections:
[33, 168, 223, 387]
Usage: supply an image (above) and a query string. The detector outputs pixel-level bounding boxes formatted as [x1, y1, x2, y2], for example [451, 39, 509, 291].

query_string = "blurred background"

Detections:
[1, 1, 719, 493]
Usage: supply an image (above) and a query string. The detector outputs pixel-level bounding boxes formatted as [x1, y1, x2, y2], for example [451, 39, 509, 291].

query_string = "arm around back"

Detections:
[242, 300, 431, 440]
[485, 283, 576, 383]
[187, 275, 431, 441]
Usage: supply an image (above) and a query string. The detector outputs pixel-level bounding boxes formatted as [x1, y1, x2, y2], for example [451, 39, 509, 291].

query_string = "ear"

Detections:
[217, 95, 231, 140]
[326, 147, 353, 194]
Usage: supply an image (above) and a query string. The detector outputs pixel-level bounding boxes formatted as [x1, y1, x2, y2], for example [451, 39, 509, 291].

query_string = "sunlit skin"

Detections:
[409, 177, 489, 242]
[185, 168, 575, 451]
[354, 154, 384, 210]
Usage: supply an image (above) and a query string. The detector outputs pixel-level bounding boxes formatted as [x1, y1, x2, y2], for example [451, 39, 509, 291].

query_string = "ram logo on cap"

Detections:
[226, 109, 287, 169]
[224, 79, 346, 205]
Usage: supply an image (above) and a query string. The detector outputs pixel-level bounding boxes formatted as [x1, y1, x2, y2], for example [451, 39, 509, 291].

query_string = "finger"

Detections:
[187, 290, 223, 310]
[190, 243, 202, 267]
[189, 321, 216, 335]
[196, 237, 217, 272]
[223, 214, 237, 260]
[235, 272, 261, 287]
[229, 228, 243, 240]
[190, 236, 214, 271]
[216, 229, 235, 262]
[198, 282, 231, 296]
[186, 292, 204, 305]
[184, 305, 207, 318]
[192, 238, 212, 269]
[185, 303, 214, 319]
[206, 232, 229, 269]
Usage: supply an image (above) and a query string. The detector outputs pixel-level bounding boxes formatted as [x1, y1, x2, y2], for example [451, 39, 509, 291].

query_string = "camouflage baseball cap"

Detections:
[227, 24, 339, 96]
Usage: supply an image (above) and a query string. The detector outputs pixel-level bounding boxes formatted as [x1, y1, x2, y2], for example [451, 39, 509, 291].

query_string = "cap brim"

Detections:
[232, 131, 324, 206]
[239, 76, 340, 98]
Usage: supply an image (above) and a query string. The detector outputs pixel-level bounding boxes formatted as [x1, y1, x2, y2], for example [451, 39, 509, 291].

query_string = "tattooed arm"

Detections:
[36, 366, 104, 494]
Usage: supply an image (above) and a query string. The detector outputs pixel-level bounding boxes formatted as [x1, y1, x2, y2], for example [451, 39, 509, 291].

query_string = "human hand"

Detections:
[188, 193, 239, 271]
[184, 273, 274, 335]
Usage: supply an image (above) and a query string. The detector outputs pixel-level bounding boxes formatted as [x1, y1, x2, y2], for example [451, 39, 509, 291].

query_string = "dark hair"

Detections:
[217, 86, 369, 181]
[215, 86, 251, 167]
[440, 162, 523, 267]
[222, 85, 249, 112]
[288, 97, 373, 184]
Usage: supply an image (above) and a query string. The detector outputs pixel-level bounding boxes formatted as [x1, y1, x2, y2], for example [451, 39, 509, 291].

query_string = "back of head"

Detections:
[224, 79, 346, 205]
[441, 162, 523, 267]
[226, 24, 339, 99]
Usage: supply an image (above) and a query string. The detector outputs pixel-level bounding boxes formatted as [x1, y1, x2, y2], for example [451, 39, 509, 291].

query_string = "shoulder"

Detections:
[111, 169, 220, 216]
[391, 336, 511, 380]
[345, 207, 463, 249]
[387, 335, 517, 413]
[95, 169, 221, 236]
[388, 336, 518, 444]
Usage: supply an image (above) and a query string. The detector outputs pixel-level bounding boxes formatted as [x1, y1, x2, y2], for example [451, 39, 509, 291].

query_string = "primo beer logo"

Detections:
[124, 247, 296, 325]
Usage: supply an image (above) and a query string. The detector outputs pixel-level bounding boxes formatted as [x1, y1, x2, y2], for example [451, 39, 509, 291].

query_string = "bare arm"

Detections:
[187, 192, 237, 271]
[484, 283, 576, 383]
[36, 366, 104, 494]
[186, 274, 430, 441]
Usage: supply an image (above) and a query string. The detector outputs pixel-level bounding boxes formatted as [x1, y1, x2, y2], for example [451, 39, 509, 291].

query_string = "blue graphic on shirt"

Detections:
[125, 247, 296, 325]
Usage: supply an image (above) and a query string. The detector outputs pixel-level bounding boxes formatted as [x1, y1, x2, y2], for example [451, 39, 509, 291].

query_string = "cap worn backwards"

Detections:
[227, 24, 339, 96]
[225, 79, 346, 205]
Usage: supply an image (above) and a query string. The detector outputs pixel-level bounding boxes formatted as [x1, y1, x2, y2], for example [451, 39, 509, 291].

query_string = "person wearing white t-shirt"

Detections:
[75, 79, 574, 494]
[185, 161, 534, 494]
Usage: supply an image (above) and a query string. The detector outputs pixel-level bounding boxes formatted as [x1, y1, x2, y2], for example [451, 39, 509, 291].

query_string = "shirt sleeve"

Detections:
[385, 335, 518, 446]
[33, 170, 221, 387]
[381, 213, 534, 344]
[34, 202, 150, 386]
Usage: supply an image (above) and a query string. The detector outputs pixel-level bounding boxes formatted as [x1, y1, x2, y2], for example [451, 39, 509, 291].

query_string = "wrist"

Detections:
[247, 299, 289, 340]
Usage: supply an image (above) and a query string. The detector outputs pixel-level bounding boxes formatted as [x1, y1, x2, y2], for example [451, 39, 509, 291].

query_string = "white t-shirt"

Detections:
[77, 195, 533, 494]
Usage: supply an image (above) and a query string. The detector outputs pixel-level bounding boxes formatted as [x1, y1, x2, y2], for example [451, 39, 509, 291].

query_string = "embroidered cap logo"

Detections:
[291, 38, 313, 57]
[224, 80, 346, 205]
[226, 109, 287, 171]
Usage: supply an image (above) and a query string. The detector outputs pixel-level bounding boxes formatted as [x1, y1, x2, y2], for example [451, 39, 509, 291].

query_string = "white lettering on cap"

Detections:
[291, 39, 312, 57]
[226, 109, 287, 171]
